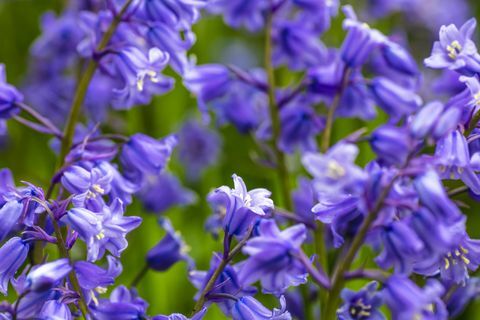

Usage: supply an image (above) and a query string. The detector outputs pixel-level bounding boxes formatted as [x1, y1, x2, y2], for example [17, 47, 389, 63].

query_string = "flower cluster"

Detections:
[1, 0, 480, 319]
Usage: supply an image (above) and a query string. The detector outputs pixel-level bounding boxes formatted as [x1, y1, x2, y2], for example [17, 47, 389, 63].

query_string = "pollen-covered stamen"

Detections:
[474, 92, 480, 106]
[91, 184, 105, 194]
[96, 230, 106, 240]
[137, 70, 160, 91]
[444, 246, 470, 269]
[326, 160, 346, 179]
[349, 298, 372, 319]
[447, 40, 462, 59]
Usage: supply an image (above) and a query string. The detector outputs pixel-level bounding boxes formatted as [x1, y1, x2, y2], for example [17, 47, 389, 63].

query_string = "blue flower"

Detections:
[62, 199, 142, 261]
[380, 41, 419, 76]
[26, 259, 72, 292]
[121, 133, 177, 183]
[146, 218, 193, 272]
[207, 0, 270, 32]
[0, 200, 23, 241]
[447, 277, 480, 317]
[425, 18, 480, 75]
[90, 285, 148, 320]
[153, 308, 207, 320]
[39, 300, 72, 320]
[238, 221, 307, 295]
[338, 282, 385, 320]
[0, 64, 22, 119]
[231, 296, 291, 320]
[409, 101, 461, 140]
[370, 125, 413, 166]
[143, 0, 205, 28]
[0, 237, 29, 295]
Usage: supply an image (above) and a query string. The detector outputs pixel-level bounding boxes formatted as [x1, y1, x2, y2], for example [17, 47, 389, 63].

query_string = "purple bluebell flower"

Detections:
[100, 162, 139, 205]
[38, 300, 72, 320]
[0, 237, 29, 295]
[239, 221, 307, 295]
[425, 18, 480, 75]
[338, 282, 384, 320]
[272, 19, 327, 70]
[292, 0, 339, 34]
[177, 120, 221, 181]
[291, 177, 316, 228]
[380, 41, 419, 77]
[26, 259, 71, 292]
[438, 235, 480, 285]
[208, 174, 273, 237]
[0, 64, 22, 119]
[190, 254, 256, 315]
[383, 276, 446, 320]
[435, 130, 480, 194]
[231, 296, 291, 320]
[369, 77, 422, 121]
[61, 163, 113, 211]
[142, 0, 205, 28]
[138, 173, 196, 214]
[370, 125, 413, 166]
[0, 200, 23, 241]
[313, 194, 362, 248]
[121, 133, 177, 183]
[153, 308, 207, 320]
[146, 218, 193, 272]
[15, 291, 54, 319]
[62, 199, 142, 261]
[409, 101, 462, 140]
[340, 6, 386, 68]
[302, 142, 366, 197]
[207, 0, 270, 32]
[90, 285, 148, 320]
[446, 277, 480, 317]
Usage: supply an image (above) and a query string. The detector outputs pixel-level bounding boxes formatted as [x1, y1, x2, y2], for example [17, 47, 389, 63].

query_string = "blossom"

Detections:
[338, 282, 385, 320]
[146, 218, 193, 272]
[38, 300, 72, 320]
[0, 200, 23, 241]
[26, 259, 72, 292]
[0, 64, 22, 119]
[425, 18, 480, 75]
[207, 0, 270, 32]
[90, 285, 148, 320]
[238, 221, 307, 295]
[231, 296, 291, 320]
[370, 125, 413, 166]
[409, 101, 461, 140]
[62, 199, 142, 261]
[0, 237, 29, 295]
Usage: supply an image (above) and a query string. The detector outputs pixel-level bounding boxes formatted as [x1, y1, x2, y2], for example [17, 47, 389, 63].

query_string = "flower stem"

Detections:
[58, 0, 134, 165]
[323, 176, 398, 320]
[465, 108, 480, 137]
[130, 264, 150, 288]
[264, 4, 292, 211]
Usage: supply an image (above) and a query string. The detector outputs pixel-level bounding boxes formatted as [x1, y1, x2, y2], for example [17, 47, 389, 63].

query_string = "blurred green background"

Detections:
[1, 0, 480, 319]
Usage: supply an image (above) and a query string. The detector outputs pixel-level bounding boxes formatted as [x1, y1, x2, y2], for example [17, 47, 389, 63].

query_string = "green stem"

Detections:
[32, 198, 89, 319]
[324, 176, 398, 320]
[59, 0, 134, 165]
[130, 264, 150, 288]
[264, 6, 292, 211]
[465, 109, 480, 137]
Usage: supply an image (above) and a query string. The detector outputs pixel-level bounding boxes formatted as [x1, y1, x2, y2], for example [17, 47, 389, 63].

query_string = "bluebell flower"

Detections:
[190, 254, 256, 315]
[291, 0, 339, 33]
[302, 142, 366, 197]
[121, 133, 177, 183]
[291, 177, 317, 228]
[383, 276, 446, 320]
[272, 19, 327, 70]
[153, 308, 207, 320]
[312, 194, 362, 248]
[0, 237, 29, 295]
[15, 291, 54, 319]
[231, 296, 291, 320]
[0, 64, 22, 120]
[380, 41, 419, 76]
[62, 199, 142, 261]
[100, 162, 139, 206]
[61, 163, 113, 211]
[370, 125, 413, 166]
[460, 75, 480, 123]
[38, 300, 72, 320]
[409, 101, 462, 140]
[435, 130, 480, 194]
[338, 282, 384, 320]
[425, 18, 480, 75]
[111, 47, 174, 109]
[369, 77, 422, 121]
[177, 120, 221, 181]
[238, 221, 307, 295]
[138, 173, 196, 214]
[447, 277, 480, 317]
[90, 285, 148, 320]
[146, 218, 193, 272]
[340, 6, 386, 68]
[0, 200, 23, 241]
[142, 0, 205, 28]
[26, 259, 71, 292]
[207, 174, 273, 237]
[207, 0, 270, 32]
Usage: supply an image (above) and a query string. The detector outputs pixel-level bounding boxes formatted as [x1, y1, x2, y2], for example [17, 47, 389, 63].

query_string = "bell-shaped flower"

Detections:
[380, 41, 419, 76]
[90, 285, 148, 320]
[0, 200, 23, 241]
[62, 198, 142, 261]
[142, 0, 205, 28]
[207, 0, 269, 32]
[0, 237, 29, 295]
[25, 259, 72, 292]
[153, 308, 207, 320]
[435, 130, 480, 194]
[425, 18, 480, 75]
[338, 282, 385, 320]
[121, 133, 177, 183]
[39, 300, 72, 320]
[410, 101, 462, 140]
[238, 221, 307, 295]
[302, 142, 366, 197]
[439, 235, 480, 285]
[61, 163, 113, 211]
[446, 277, 480, 317]
[208, 174, 273, 237]
[370, 125, 413, 166]
[0, 64, 22, 119]
[231, 296, 291, 320]
[146, 218, 193, 272]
